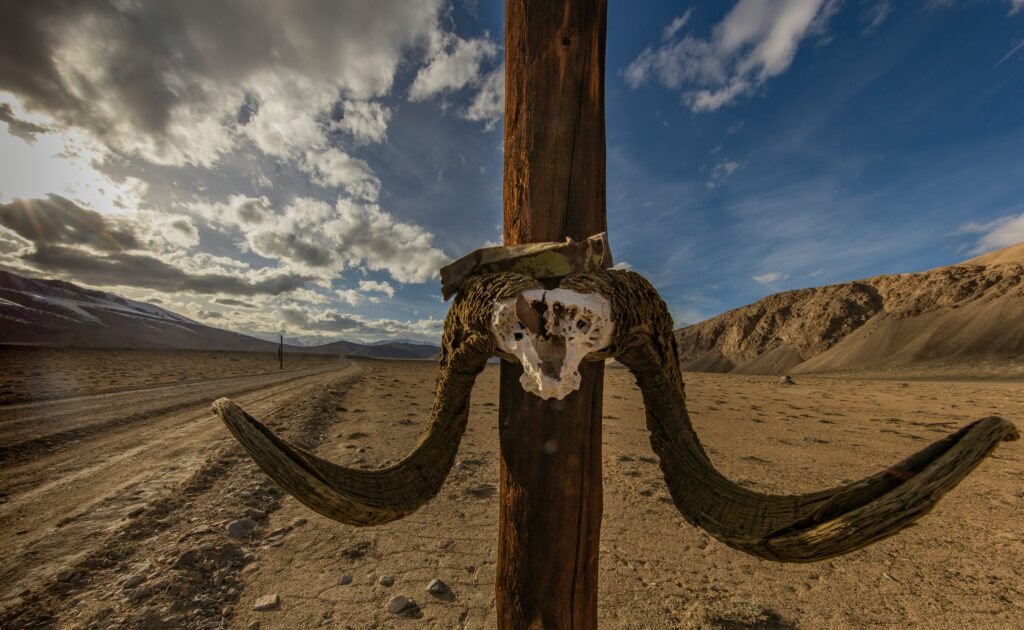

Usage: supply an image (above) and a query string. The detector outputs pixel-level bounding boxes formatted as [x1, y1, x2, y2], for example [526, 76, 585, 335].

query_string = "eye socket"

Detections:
[513, 332, 523, 341]
[576, 318, 590, 332]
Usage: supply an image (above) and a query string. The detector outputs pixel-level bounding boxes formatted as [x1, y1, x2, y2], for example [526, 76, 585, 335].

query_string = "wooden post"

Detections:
[497, 1, 607, 628]
[278, 335, 284, 370]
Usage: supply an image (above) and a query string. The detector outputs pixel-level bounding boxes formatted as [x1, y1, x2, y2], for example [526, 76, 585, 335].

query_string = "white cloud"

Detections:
[625, 0, 838, 112]
[0, 95, 148, 215]
[334, 100, 392, 145]
[862, 1, 892, 35]
[707, 159, 740, 189]
[359, 279, 396, 298]
[996, 39, 1024, 66]
[239, 73, 338, 160]
[1013, 0, 1024, 15]
[4, 0, 447, 167]
[408, 33, 499, 101]
[301, 148, 381, 201]
[752, 271, 789, 284]
[462, 65, 505, 130]
[276, 304, 443, 341]
[193, 194, 448, 284]
[189, 195, 275, 229]
[663, 9, 694, 40]
[954, 212, 1024, 254]
[335, 288, 364, 306]
[324, 198, 449, 283]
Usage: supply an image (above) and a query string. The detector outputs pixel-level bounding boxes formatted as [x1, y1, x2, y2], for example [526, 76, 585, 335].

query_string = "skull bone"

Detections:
[491, 288, 614, 400]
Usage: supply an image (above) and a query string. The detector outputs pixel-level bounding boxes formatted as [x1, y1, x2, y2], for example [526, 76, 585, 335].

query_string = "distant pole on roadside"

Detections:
[278, 335, 284, 370]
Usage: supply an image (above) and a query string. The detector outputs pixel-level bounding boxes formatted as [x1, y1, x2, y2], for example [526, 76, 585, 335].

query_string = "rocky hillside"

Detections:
[675, 243, 1024, 375]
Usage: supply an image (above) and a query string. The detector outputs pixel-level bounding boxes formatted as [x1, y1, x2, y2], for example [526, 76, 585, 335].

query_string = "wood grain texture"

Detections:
[498, 1, 608, 627]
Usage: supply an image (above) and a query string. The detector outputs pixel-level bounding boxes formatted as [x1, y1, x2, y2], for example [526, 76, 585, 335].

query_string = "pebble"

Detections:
[338, 575, 352, 585]
[252, 594, 280, 611]
[378, 575, 395, 587]
[778, 375, 796, 385]
[247, 623, 261, 630]
[226, 518, 258, 539]
[426, 578, 448, 595]
[290, 518, 307, 527]
[123, 574, 146, 589]
[386, 595, 411, 614]
[244, 508, 267, 521]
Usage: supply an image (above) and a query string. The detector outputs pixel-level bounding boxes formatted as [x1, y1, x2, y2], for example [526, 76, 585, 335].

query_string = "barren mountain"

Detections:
[0, 269, 438, 359]
[675, 243, 1024, 375]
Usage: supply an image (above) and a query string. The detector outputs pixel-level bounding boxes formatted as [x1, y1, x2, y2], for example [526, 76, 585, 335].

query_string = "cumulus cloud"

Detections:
[333, 100, 392, 145]
[278, 304, 443, 340]
[190, 195, 274, 228]
[462, 65, 505, 130]
[0, 102, 48, 142]
[0, 98, 148, 215]
[409, 33, 499, 101]
[359, 280, 396, 298]
[324, 198, 449, 283]
[0, 195, 318, 296]
[20, 244, 313, 296]
[954, 212, 1024, 254]
[214, 298, 257, 309]
[192, 194, 448, 284]
[624, 0, 840, 112]
[0, 196, 140, 252]
[752, 271, 789, 284]
[0, 0, 446, 166]
[301, 148, 381, 201]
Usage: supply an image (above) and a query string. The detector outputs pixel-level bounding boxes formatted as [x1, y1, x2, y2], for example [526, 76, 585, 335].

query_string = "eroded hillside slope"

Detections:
[675, 245, 1024, 375]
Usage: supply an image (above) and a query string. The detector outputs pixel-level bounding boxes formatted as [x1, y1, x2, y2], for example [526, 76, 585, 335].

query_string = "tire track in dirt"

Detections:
[0, 362, 350, 466]
[0, 361, 360, 614]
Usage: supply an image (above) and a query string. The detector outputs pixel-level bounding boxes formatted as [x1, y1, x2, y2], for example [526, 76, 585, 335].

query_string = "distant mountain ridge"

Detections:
[675, 244, 1024, 375]
[0, 269, 438, 359]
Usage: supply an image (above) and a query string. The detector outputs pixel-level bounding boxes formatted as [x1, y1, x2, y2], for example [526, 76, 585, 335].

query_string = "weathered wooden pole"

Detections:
[278, 335, 284, 370]
[497, 1, 607, 627]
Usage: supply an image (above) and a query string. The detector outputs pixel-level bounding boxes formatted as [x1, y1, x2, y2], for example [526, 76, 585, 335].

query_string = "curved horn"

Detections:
[214, 272, 542, 526]
[562, 270, 1019, 562]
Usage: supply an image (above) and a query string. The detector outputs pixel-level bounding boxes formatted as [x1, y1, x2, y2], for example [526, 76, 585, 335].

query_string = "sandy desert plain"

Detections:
[0, 347, 1021, 629]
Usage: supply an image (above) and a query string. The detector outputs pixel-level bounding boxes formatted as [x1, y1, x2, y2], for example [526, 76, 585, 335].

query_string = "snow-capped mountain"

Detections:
[0, 269, 438, 359]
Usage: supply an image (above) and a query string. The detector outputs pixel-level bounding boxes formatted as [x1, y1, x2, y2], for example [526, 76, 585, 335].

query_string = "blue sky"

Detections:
[1, 0, 1022, 341]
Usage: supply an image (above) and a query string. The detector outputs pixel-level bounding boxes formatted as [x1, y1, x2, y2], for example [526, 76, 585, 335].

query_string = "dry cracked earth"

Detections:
[0, 350, 1021, 629]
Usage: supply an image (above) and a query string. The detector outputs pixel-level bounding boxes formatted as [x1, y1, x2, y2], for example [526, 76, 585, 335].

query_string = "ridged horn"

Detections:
[562, 270, 1019, 562]
[213, 272, 542, 526]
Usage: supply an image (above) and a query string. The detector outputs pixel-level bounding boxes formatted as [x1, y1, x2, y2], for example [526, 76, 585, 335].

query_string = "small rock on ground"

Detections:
[252, 594, 280, 612]
[338, 575, 352, 585]
[386, 595, 411, 614]
[378, 575, 395, 587]
[226, 518, 258, 539]
[426, 578, 448, 595]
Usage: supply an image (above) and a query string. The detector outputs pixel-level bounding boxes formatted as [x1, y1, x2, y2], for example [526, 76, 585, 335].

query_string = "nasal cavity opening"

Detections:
[535, 334, 567, 379]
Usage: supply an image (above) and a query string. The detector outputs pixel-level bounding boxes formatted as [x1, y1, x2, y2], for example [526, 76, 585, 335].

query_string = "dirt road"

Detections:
[1, 359, 1021, 628]
[0, 360, 358, 615]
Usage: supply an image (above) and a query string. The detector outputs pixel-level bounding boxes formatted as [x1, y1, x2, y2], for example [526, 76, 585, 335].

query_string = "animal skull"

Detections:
[491, 288, 614, 399]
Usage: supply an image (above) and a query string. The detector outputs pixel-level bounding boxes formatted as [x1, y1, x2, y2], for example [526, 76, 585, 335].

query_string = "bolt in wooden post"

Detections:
[497, 1, 607, 628]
